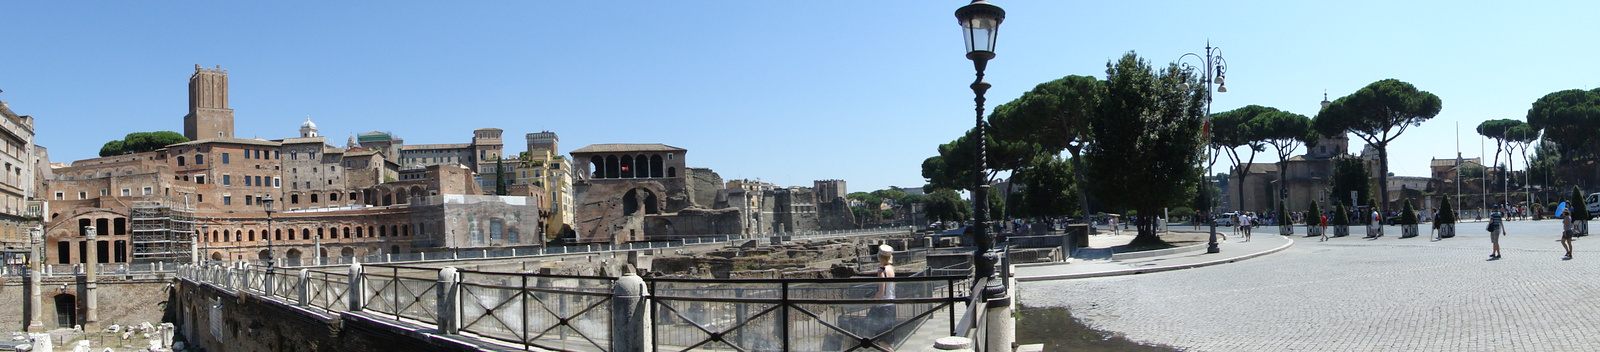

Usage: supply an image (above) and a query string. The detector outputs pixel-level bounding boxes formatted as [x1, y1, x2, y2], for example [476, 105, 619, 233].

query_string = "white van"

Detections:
[1586, 193, 1600, 214]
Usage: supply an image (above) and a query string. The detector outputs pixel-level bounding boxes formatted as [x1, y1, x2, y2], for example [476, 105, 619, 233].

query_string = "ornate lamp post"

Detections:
[262, 195, 275, 267]
[955, 0, 1007, 298]
[1177, 41, 1228, 253]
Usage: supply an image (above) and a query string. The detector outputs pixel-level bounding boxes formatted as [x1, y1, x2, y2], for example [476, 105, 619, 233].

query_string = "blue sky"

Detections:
[2, 1, 1596, 192]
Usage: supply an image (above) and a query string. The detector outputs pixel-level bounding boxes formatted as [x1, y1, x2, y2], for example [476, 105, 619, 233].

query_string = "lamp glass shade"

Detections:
[956, 1, 1005, 54]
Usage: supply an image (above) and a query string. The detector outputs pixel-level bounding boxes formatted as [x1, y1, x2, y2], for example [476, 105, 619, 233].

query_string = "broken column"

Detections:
[84, 225, 99, 327]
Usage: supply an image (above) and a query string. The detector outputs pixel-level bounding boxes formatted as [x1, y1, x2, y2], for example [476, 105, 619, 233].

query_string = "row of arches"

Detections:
[204, 223, 416, 244]
[209, 244, 402, 262]
[363, 185, 432, 207]
[589, 154, 674, 179]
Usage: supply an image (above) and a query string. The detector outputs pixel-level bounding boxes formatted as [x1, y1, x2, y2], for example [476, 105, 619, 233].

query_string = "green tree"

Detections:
[1211, 105, 1277, 211]
[98, 131, 189, 157]
[925, 189, 971, 223]
[988, 75, 1101, 218]
[987, 188, 1005, 222]
[1527, 88, 1600, 163]
[1011, 156, 1079, 218]
[921, 125, 1044, 193]
[1314, 79, 1442, 217]
[1306, 201, 1322, 227]
[1331, 157, 1370, 208]
[1478, 119, 1525, 204]
[1399, 200, 1418, 225]
[1256, 110, 1316, 212]
[1572, 187, 1592, 221]
[494, 158, 509, 195]
[1083, 52, 1205, 244]
[1332, 202, 1350, 226]
[1437, 196, 1457, 224]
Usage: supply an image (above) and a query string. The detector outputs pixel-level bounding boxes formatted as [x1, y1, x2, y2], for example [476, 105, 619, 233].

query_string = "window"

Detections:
[197, 194, 203, 202]
[256, 176, 263, 187]
[255, 150, 263, 159]
[274, 151, 280, 159]
[195, 155, 204, 164]
[223, 196, 231, 205]
[177, 156, 186, 166]
[291, 194, 299, 204]
[311, 194, 319, 203]
[245, 196, 253, 206]
[274, 178, 281, 188]
[222, 175, 231, 186]
[55, 191, 64, 200]
[79, 191, 87, 199]
[141, 187, 152, 195]
[244, 176, 252, 186]
[222, 153, 229, 164]
[100, 189, 109, 196]
[195, 175, 206, 185]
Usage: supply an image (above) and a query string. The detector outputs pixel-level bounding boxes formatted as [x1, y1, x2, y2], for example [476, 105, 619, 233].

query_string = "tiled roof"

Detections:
[401, 143, 472, 151]
[169, 137, 282, 147]
[570, 143, 686, 154]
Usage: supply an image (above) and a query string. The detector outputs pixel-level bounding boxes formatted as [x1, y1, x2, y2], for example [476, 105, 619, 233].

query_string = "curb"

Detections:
[1016, 236, 1294, 282]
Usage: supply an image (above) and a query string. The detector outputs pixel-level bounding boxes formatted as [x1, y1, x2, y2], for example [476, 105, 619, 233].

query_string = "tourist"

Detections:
[1368, 209, 1383, 238]
[1562, 203, 1574, 260]
[1489, 205, 1505, 259]
[1320, 212, 1330, 242]
[1239, 212, 1253, 242]
[872, 244, 897, 346]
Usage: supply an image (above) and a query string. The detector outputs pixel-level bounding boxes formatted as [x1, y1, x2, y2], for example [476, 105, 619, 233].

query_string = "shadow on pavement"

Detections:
[1016, 305, 1179, 352]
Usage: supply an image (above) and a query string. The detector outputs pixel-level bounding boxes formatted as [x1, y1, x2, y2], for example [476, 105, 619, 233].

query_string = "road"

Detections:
[1020, 220, 1599, 352]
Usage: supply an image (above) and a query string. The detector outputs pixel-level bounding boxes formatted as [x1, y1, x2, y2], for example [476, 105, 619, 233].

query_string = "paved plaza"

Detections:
[1020, 220, 1600, 351]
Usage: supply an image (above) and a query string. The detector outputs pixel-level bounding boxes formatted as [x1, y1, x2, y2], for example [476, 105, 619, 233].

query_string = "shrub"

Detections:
[1399, 201, 1418, 225]
[1306, 201, 1322, 227]
[1332, 202, 1350, 226]
[1437, 197, 1457, 224]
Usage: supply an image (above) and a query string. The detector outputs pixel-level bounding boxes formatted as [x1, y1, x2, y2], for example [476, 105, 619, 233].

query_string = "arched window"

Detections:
[403, 224, 410, 236]
[620, 155, 634, 178]
[636, 154, 648, 178]
[311, 194, 319, 203]
[302, 228, 310, 240]
[605, 155, 620, 179]
[391, 225, 399, 238]
[379, 226, 387, 237]
[590, 156, 604, 178]
[355, 226, 363, 238]
[177, 156, 186, 166]
[667, 167, 676, 178]
[317, 228, 324, 240]
[650, 155, 664, 178]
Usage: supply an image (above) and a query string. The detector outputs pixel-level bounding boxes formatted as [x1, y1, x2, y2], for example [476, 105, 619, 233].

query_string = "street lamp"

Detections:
[1178, 41, 1228, 254]
[261, 195, 275, 267]
[955, 0, 1005, 298]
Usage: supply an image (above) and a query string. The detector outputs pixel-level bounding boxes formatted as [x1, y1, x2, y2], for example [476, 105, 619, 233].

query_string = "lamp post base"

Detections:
[1206, 223, 1220, 253]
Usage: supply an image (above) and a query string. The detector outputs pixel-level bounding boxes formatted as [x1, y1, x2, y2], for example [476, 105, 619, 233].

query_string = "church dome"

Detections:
[301, 117, 317, 129]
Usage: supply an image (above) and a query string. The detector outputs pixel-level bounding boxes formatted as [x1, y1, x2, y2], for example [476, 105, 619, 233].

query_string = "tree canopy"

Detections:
[921, 125, 1045, 192]
[1083, 52, 1205, 244]
[1527, 88, 1600, 157]
[987, 75, 1100, 217]
[924, 189, 971, 223]
[99, 131, 189, 157]
[1314, 79, 1441, 213]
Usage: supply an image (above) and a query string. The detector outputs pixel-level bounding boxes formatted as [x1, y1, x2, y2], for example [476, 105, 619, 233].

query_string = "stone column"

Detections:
[923, 336, 973, 352]
[84, 225, 99, 327]
[436, 267, 460, 334]
[27, 227, 43, 332]
[984, 280, 1014, 352]
[611, 267, 651, 352]
[297, 269, 311, 306]
[347, 263, 365, 312]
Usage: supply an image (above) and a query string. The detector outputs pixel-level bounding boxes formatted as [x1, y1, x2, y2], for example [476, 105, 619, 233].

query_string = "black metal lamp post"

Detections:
[956, 0, 1006, 297]
[262, 195, 275, 267]
[1178, 42, 1228, 253]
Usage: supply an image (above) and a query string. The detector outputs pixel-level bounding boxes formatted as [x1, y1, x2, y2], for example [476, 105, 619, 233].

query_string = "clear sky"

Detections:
[2, 1, 1596, 192]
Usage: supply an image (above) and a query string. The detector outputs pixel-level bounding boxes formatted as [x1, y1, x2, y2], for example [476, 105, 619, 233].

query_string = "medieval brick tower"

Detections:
[183, 65, 234, 141]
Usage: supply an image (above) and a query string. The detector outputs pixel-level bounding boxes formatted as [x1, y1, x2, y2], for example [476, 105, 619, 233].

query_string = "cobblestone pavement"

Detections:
[1019, 220, 1600, 352]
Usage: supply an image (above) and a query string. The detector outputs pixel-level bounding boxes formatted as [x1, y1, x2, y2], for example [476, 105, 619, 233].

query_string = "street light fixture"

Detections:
[1178, 41, 1228, 254]
[261, 195, 275, 268]
[955, 0, 1006, 298]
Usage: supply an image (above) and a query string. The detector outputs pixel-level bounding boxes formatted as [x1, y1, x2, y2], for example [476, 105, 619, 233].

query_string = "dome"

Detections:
[301, 117, 317, 129]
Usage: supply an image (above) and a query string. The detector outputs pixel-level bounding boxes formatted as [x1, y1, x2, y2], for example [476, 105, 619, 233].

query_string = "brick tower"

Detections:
[183, 65, 234, 141]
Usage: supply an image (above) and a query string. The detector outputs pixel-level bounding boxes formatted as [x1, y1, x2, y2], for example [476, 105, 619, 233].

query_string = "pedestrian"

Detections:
[1240, 212, 1253, 242]
[1562, 203, 1574, 259]
[1430, 207, 1442, 240]
[872, 244, 897, 347]
[1109, 215, 1119, 235]
[1489, 205, 1505, 259]
[1320, 213, 1330, 242]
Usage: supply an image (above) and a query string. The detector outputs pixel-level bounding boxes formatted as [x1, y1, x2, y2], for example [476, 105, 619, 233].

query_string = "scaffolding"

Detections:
[131, 201, 196, 264]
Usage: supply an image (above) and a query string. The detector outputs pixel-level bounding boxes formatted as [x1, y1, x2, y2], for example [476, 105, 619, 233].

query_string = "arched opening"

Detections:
[285, 249, 302, 259]
[623, 189, 639, 215]
[383, 194, 393, 206]
[356, 227, 363, 238]
[317, 228, 324, 240]
[650, 155, 664, 178]
[340, 247, 355, 257]
[379, 226, 387, 237]
[344, 227, 351, 239]
[223, 231, 230, 242]
[590, 156, 604, 178]
[667, 167, 676, 178]
[210, 252, 223, 261]
[319, 248, 328, 259]
[391, 225, 399, 239]
[402, 224, 410, 236]
[645, 190, 660, 214]
[647, 218, 674, 237]
[620, 155, 634, 178]
[258, 249, 271, 260]
[605, 155, 620, 178]
[55, 294, 77, 328]
[328, 227, 337, 240]
[390, 245, 401, 254]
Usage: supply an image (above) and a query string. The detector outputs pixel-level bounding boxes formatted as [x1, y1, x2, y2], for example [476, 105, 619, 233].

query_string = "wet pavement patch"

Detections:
[1016, 305, 1179, 352]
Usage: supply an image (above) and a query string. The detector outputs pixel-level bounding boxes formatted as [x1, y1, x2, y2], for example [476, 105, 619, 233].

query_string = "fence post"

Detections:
[437, 267, 460, 334]
[611, 267, 651, 352]
[348, 263, 365, 312]
[297, 269, 311, 306]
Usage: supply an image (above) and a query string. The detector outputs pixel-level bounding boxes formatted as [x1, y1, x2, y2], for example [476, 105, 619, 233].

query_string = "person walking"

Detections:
[1240, 212, 1253, 242]
[1320, 212, 1331, 242]
[1562, 203, 1575, 259]
[1489, 205, 1505, 259]
[872, 244, 897, 348]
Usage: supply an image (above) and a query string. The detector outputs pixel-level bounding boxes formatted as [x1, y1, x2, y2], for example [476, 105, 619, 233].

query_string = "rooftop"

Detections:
[570, 143, 686, 154]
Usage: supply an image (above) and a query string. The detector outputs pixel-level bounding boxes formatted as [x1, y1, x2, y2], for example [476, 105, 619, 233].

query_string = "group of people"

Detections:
[1485, 202, 1579, 260]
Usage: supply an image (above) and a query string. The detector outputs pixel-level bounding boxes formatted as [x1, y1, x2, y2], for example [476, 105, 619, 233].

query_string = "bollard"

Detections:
[611, 266, 651, 352]
[348, 263, 365, 312]
[437, 267, 461, 334]
[297, 269, 311, 306]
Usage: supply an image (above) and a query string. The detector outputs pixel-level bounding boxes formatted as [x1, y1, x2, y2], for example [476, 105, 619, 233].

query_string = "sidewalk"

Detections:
[1015, 229, 1293, 281]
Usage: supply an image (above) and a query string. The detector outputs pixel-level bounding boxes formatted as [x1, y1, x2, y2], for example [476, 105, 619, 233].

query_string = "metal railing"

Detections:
[648, 275, 969, 352]
[361, 264, 443, 325]
[305, 270, 351, 313]
[455, 269, 616, 352]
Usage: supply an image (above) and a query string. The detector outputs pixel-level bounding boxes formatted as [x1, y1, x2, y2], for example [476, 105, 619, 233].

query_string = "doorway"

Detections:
[55, 294, 77, 328]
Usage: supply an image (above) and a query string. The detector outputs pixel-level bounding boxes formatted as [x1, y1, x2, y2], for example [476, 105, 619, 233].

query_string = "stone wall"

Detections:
[817, 197, 856, 231]
[174, 279, 479, 352]
[686, 168, 721, 209]
[0, 278, 172, 332]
